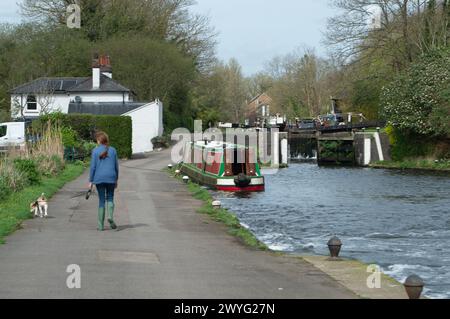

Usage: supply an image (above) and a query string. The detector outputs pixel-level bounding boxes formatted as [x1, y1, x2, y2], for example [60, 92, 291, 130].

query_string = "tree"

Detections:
[245, 72, 273, 100]
[326, 0, 450, 67]
[98, 35, 197, 131]
[222, 59, 247, 123]
[191, 64, 228, 127]
[20, 0, 217, 71]
[263, 48, 334, 118]
[381, 49, 450, 137]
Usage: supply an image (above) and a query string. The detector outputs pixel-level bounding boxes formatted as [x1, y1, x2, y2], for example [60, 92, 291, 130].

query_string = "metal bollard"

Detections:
[212, 200, 221, 209]
[327, 236, 343, 260]
[182, 176, 189, 184]
[404, 275, 424, 299]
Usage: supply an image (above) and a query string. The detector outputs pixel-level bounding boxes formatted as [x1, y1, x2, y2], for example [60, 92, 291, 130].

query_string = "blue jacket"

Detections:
[89, 145, 119, 185]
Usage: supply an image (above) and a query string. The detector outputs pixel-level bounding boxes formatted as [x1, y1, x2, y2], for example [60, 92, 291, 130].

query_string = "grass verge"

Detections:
[0, 163, 86, 244]
[371, 159, 450, 171]
[167, 169, 268, 250]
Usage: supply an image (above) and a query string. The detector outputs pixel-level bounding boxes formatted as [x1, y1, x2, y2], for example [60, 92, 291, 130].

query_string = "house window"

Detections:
[26, 95, 37, 111]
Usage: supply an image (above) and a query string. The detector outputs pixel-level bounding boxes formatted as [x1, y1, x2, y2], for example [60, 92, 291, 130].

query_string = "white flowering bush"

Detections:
[381, 50, 450, 137]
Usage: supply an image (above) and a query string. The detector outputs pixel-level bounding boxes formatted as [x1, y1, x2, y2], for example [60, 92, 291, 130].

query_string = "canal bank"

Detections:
[170, 165, 414, 299]
[370, 161, 450, 172]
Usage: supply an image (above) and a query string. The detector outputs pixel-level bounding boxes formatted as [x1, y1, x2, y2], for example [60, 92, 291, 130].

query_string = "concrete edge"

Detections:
[300, 255, 409, 299]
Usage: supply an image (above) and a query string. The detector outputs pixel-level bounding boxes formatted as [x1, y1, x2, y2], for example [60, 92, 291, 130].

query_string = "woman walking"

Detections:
[89, 131, 119, 231]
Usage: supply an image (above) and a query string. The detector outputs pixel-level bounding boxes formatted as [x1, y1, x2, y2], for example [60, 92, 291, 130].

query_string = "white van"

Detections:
[0, 122, 26, 151]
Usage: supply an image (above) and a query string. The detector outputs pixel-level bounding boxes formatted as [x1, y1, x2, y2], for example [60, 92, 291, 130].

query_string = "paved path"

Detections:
[0, 150, 356, 299]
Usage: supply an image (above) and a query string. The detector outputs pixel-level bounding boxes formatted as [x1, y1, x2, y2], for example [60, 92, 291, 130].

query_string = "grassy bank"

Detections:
[168, 169, 267, 250]
[0, 163, 85, 244]
[371, 159, 450, 171]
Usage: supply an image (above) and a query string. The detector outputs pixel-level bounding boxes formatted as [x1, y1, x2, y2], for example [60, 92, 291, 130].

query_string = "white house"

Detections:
[10, 55, 163, 154]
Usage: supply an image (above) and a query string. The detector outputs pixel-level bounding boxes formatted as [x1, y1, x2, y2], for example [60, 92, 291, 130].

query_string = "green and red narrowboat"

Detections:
[180, 141, 265, 192]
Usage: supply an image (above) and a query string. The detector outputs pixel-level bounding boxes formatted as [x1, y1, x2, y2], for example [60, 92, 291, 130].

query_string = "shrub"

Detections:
[82, 141, 97, 155]
[32, 121, 65, 162]
[36, 113, 133, 158]
[151, 136, 170, 149]
[381, 49, 450, 137]
[0, 176, 11, 200]
[13, 158, 41, 185]
[0, 160, 28, 193]
[61, 126, 80, 148]
[34, 155, 65, 177]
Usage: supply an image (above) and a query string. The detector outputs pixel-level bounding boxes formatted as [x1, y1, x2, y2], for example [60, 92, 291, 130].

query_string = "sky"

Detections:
[0, 0, 337, 75]
[192, 0, 336, 75]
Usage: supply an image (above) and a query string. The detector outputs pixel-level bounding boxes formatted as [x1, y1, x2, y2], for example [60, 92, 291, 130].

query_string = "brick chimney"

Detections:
[99, 55, 112, 79]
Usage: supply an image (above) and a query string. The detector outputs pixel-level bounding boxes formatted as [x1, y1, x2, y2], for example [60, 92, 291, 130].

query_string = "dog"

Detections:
[30, 193, 49, 218]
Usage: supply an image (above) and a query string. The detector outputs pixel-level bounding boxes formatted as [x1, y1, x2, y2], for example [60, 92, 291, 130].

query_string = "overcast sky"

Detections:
[192, 0, 335, 75]
[0, 0, 336, 75]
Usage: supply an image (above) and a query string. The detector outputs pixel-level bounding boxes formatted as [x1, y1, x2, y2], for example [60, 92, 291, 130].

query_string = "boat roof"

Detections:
[191, 141, 252, 150]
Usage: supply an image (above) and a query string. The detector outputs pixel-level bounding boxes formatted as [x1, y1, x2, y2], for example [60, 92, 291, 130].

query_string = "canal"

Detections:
[213, 164, 450, 299]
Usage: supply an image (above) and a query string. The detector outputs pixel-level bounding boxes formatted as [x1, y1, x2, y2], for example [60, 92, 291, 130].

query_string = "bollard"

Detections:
[182, 176, 189, 184]
[212, 200, 221, 209]
[175, 169, 181, 176]
[327, 236, 343, 260]
[168, 164, 173, 169]
[404, 275, 424, 299]
[376, 127, 381, 133]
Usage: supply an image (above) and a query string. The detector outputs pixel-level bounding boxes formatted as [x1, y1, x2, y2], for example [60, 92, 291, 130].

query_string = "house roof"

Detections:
[248, 92, 272, 105]
[10, 75, 130, 94]
[67, 75, 130, 93]
[68, 102, 148, 116]
[10, 77, 89, 94]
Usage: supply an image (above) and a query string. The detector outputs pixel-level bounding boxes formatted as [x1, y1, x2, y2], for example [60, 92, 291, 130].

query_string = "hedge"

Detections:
[35, 113, 133, 159]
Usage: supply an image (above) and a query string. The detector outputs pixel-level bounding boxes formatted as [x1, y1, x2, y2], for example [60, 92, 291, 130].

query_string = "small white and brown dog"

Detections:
[30, 193, 49, 218]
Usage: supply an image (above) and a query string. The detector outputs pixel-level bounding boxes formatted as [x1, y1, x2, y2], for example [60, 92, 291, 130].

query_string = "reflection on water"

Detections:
[213, 164, 450, 299]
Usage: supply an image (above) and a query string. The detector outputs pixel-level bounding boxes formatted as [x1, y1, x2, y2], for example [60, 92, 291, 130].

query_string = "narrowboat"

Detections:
[180, 141, 265, 192]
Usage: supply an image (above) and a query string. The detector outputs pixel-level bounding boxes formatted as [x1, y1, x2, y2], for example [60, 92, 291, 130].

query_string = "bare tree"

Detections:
[222, 59, 247, 123]
[37, 85, 56, 115]
[11, 96, 25, 120]
[325, 0, 435, 67]
[20, 0, 74, 24]
[263, 48, 334, 117]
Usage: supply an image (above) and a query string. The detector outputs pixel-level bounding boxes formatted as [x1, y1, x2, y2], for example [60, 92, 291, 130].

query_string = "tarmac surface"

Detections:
[0, 150, 356, 299]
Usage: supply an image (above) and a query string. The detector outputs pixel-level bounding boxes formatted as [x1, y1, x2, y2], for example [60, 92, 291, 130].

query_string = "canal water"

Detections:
[213, 164, 450, 299]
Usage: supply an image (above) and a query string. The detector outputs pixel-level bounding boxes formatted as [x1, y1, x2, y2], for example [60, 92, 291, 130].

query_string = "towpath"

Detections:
[0, 150, 356, 298]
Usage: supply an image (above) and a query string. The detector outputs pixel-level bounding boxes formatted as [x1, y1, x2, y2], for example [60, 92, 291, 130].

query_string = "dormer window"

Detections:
[26, 95, 37, 111]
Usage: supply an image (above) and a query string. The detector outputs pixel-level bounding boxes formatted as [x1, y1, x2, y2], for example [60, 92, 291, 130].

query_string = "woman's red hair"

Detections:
[95, 131, 110, 159]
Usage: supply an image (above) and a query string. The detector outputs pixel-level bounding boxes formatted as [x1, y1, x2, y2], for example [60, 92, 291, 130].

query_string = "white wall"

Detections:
[69, 92, 129, 103]
[10, 92, 130, 118]
[10, 93, 71, 118]
[124, 100, 164, 154]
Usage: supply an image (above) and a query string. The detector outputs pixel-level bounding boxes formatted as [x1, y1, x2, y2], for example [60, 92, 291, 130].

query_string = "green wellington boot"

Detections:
[107, 202, 118, 230]
[98, 207, 106, 231]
